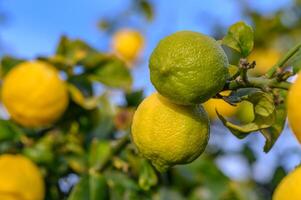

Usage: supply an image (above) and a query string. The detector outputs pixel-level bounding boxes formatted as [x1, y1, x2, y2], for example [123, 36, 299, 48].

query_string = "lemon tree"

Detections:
[149, 31, 229, 105]
[131, 93, 209, 172]
[1, 19, 301, 200]
[0, 154, 45, 200]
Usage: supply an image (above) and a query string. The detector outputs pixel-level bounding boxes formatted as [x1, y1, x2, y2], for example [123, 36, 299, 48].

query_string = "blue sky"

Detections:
[1, 0, 300, 182]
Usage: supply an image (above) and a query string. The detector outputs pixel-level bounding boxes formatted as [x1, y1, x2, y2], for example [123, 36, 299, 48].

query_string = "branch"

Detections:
[266, 42, 301, 78]
[225, 76, 291, 91]
[95, 133, 130, 172]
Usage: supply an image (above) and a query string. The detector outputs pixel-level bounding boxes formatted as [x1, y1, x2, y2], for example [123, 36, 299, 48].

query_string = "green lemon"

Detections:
[131, 93, 210, 172]
[149, 31, 229, 105]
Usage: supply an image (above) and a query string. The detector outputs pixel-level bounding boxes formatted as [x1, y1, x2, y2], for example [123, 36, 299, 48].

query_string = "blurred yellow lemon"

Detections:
[112, 29, 144, 62]
[131, 93, 210, 172]
[0, 154, 45, 200]
[273, 166, 301, 200]
[1, 61, 69, 128]
[203, 91, 237, 119]
[248, 48, 281, 76]
[287, 72, 301, 143]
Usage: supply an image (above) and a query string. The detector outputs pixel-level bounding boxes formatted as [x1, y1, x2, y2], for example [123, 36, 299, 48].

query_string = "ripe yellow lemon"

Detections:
[248, 48, 281, 76]
[149, 31, 229, 105]
[1, 61, 69, 128]
[203, 91, 237, 119]
[287, 72, 301, 143]
[112, 29, 144, 62]
[0, 154, 45, 200]
[131, 93, 210, 172]
[273, 166, 301, 200]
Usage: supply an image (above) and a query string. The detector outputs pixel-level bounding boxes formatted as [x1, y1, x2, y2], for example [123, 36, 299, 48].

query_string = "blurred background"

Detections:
[0, 0, 301, 199]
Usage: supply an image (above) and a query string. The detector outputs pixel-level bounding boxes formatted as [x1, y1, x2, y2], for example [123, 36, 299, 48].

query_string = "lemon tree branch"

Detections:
[266, 42, 301, 78]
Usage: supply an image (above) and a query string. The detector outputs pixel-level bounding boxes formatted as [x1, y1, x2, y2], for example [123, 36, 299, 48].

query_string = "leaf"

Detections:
[68, 176, 90, 200]
[217, 91, 276, 141]
[89, 58, 132, 90]
[125, 90, 144, 107]
[260, 103, 287, 152]
[137, 0, 154, 21]
[138, 159, 158, 190]
[67, 83, 98, 110]
[0, 120, 23, 141]
[228, 64, 239, 80]
[68, 173, 108, 200]
[89, 140, 112, 168]
[222, 21, 254, 57]
[287, 49, 301, 74]
[0, 56, 24, 77]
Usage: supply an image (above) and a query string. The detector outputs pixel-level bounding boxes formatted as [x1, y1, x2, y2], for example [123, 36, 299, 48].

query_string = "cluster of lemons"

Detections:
[0, 29, 144, 200]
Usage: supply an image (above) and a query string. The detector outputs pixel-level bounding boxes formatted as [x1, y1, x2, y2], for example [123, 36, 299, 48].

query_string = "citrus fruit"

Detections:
[273, 166, 301, 200]
[287, 72, 301, 143]
[0, 154, 45, 200]
[203, 91, 237, 119]
[248, 48, 281, 76]
[149, 31, 229, 105]
[112, 28, 144, 62]
[236, 101, 255, 124]
[1, 61, 69, 128]
[131, 93, 210, 172]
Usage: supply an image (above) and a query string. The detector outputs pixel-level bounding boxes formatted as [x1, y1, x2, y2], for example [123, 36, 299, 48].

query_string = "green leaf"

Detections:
[287, 49, 301, 74]
[68, 173, 109, 200]
[217, 91, 276, 141]
[137, 0, 154, 21]
[260, 102, 287, 152]
[68, 176, 90, 200]
[125, 90, 144, 107]
[222, 21, 254, 57]
[0, 56, 24, 78]
[0, 120, 23, 141]
[138, 159, 158, 190]
[89, 58, 132, 90]
[67, 83, 98, 110]
[89, 171, 109, 200]
[89, 140, 112, 168]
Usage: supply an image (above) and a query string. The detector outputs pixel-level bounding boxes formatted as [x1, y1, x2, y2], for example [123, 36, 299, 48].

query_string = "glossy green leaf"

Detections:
[89, 171, 109, 200]
[89, 140, 112, 168]
[222, 21, 254, 57]
[260, 103, 287, 152]
[217, 91, 276, 141]
[68, 176, 90, 200]
[0, 120, 23, 141]
[89, 58, 132, 90]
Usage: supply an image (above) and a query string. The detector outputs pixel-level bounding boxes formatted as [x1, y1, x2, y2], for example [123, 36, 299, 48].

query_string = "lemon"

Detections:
[1, 61, 69, 128]
[273, 166, 301, 200]
[149, 31, 229, 105]
[203, 91, 237, 119]
[0, 154, 45, 200]
[248, 48, 281, 76]
[112, 29, 144, 62]
[131, 93, 210, 172]
[287, 72, 301, 143]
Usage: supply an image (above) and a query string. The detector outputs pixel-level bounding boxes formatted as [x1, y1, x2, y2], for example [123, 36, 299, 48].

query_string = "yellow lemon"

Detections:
[0, 154, 45, 200]
[287, 72, 301, 143]
[203, 91, 237, 119]
[1, 61, 69, 128]
[149, 31, 229, 105]
[131, 93, 210, 172]
[248, 48, 281, 76]
[112, 29, 144, 62]
[273, 166, 301, 200]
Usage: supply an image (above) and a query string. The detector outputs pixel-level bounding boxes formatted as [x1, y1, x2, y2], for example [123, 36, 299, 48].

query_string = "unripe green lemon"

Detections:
[149, 31, 229, 105]
[131, 93, 210, 172]
[273, 166, 301, 200]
